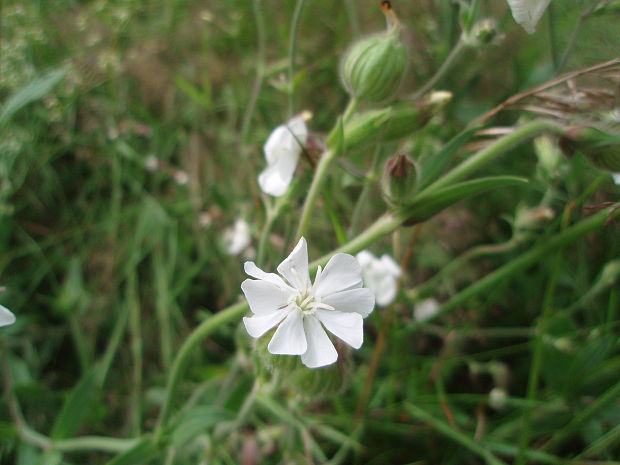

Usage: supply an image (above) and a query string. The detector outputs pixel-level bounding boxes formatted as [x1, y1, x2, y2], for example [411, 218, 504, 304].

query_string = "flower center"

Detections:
[290, 290, 334, 315]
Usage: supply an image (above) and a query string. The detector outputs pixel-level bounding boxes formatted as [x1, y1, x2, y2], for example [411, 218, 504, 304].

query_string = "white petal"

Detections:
[267, 309, 307, 355]
[372, 275, 398, 307]
[243, 309, 290, 338]
[612, 173, 620, 185]
[315, 310, 363, 349]
[322, 288, 375, 318]
[259, 117, 307, 197]
[258, 156, 298, 197]
[244, 262, 291, 290]
[379, 255, 402, 277]
[241, 279, 291, 315]
[277, 237, 311, 290]
[0, 305, 15, 327]
[301, 315, 338, 368]
[264, 117, 308, 164]
[224, 219, 251, 255]
[414, 298, 440, 322]
[355, 250, 375, 268]
[507, 0, 551, 34]
[314, 253, 363, 297]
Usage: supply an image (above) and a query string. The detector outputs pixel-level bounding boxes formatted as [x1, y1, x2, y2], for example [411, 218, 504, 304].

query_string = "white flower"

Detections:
[413, 298, 440, 322]
[356, 251, 401, 307]
[613, 173, 620, 185]
[224, 219, 251, 255]
[0, 305, 15, 327]
[258, 116, 308, 197]
[241, 237, 375, 368]
[506, 0, 551, 34]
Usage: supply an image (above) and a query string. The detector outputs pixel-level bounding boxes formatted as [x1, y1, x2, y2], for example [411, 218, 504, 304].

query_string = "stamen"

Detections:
[311, 265, 323, 293]
[312, 302, 335, 311]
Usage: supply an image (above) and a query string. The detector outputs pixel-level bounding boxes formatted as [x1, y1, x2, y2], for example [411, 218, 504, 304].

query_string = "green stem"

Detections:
[288, 0, 308, 116]
[154, 301, 249, 438]
[541, 381, 620, 452]
[240, 0, 266, 145]
[407, 238, 521, 300]
[412, 206, 620, 323]
[342, 98, 358, 123]
[53, 436, 138, 454]
[256, 212, 275, 266]
[411, 38, 465, 100]
[295, 149, 337, 239]
[516, 220, 565, 465]
[350, 146, 383, 236]
[424, 120, 565, 195]
[406, 404, 508, 465]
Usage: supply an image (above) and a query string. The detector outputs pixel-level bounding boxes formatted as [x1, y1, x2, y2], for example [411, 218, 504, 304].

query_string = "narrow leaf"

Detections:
[403, 176, 528, 223]
[0, 69, 66, 125]
[51, 369, 98, 440]
[104, 437, 158, 465]
[419, 126, 480, 190]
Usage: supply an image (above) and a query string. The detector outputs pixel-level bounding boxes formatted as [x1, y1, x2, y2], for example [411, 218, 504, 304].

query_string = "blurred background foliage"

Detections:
[0, 0, 619, 464]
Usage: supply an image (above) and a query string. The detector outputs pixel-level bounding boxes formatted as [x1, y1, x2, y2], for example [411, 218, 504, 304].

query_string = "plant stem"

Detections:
[424, 120, 565, 196]
[410, 206, 620, 324]
[406, 404, 508, 465]
[154, 300, 249, 438]
[288, 0, 308, 116]
[295, 149, 337, 239]
[411, 38, 465, 100]
[240, 0, 266, 145]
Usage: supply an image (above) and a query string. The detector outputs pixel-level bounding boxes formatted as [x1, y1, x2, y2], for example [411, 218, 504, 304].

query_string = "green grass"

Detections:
[1, 1, 619, 464]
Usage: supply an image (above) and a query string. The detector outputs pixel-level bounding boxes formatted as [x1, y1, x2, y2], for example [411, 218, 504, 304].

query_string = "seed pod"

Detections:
[382, 151, 419, 206]
[559, 125, 620, 172]
[339, 2, 408, 102]
[327, 107, 392, 153]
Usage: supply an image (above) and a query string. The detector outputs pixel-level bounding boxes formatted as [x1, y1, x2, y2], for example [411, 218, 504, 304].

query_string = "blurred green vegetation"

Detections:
[1, 0, 619, 464]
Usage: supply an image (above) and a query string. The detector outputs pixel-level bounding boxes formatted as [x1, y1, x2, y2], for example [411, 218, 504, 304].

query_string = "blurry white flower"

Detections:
[506, 0, 551, 34]
[413, 298, 441, 322]
[145, 155, 159, 171]
[613, 173, 620, 185]
[0, 305, 15, 327]
[489, 387, 508, 410]
[241, 237, 375, 368]
[258, 116, 308, 197]
[224, 219, 251, 255]
[356, 251, 401, 307]
[173, 170, 189, 185]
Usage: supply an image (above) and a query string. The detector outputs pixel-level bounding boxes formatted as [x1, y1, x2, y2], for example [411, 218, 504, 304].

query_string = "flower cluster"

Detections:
[241, 238, 375, 368]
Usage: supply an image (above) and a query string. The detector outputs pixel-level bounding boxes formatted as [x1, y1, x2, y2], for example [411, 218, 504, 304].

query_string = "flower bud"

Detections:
[382, 152, 418, 206]
[327, 91, 451, 153]
[559, 125, 620, 172]
[339, 2, 408, 102]
[465, 18, 500, 47]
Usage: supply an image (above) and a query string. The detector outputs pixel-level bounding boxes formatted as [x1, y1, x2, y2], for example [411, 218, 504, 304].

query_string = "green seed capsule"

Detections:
[339, 3, 408, 102]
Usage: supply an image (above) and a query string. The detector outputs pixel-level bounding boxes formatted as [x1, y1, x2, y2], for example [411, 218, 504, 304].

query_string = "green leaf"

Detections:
[104, 437, 158, 465]
[171, 406, 233, 447]
[0, 69, 66, 125]
[403, 176, 529, 223]
[51, 369, 98, 440]
[418, 126, 480, 190]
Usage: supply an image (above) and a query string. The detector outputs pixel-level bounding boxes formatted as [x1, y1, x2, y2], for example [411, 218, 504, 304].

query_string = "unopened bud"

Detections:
[328, 92, 452, 153]
[340, 2, 408, 102]
[514, 204, 555, 239]
[382, 152, 418, 205]
[560, 125, 620, 172]
[465, 18, 500, 47]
